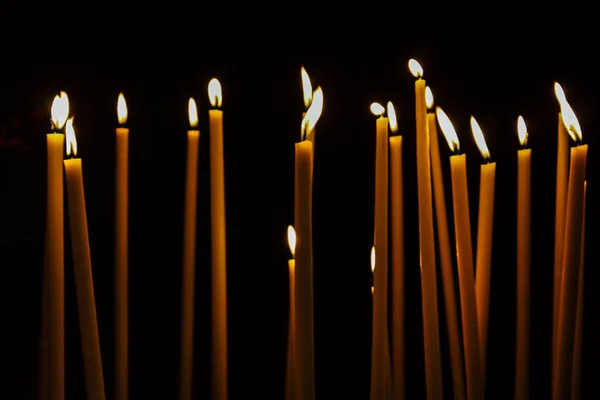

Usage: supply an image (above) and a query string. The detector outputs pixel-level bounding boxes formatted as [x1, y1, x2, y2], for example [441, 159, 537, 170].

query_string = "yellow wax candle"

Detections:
[64, 119, 105, 400]
[179, 98, 200, 400]
[515, 116, 531, 400]
[409, 59, 442, 400]
[388, 102, 405, 400]
[437, 107, 482, 400]
[115, 93, 129, 400]
[571, 181, 586, 400]
[285, 226, 296, 400]
[425, 88, 465, 400]
[46, 92, 68, 400]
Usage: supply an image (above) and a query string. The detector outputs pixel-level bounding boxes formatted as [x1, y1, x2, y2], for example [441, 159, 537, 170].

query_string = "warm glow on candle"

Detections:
[51, 92, 69, 130]
[370, 102, 385, 116]
[408, 59, 424, 78]
[425, 87, 434, 110]
[371, 246, 376, 273]
[188, 97, 198, 128]
[387, 102, 398, 133]
[470, 116, 490, 160]
[436, 107, 460, 152]
[301, 66, 313, 108]
[517, 116, 528, 147]
[208, 78, 223, 108]
[301, 86, 323, 140]
[117, 93, 128, 125]
[65, 117, 77, 157]
[287, 225, 296, 257]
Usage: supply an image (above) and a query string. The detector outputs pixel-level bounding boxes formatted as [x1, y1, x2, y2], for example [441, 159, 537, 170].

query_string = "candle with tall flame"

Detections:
[553, 88, 587, 399]
[64, 118, 105, 400]
[295, 86, 322, 400]
[436, 107, 482, 400]
[426, 88, 465, 400]
[285, 226, 296, 400]
[179, 98, 200, 400]
[115, 92, 129, 400]
[409, 59, 443, 400]
[571, 181, 586, 400]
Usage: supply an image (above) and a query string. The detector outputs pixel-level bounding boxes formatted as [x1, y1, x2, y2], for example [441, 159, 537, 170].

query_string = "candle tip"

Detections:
[208, 78, 223, 108]
[408, 59, 423, 78]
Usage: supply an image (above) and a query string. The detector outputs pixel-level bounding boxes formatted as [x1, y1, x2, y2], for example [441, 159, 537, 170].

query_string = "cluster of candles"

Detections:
[37, 59, 586, 400]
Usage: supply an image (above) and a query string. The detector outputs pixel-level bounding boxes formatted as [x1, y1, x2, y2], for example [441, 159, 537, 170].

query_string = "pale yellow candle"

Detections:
[426, 88, 465, 400]
[64, 119, 105, 400]
[115, 93, 129, 400]
[46, 92, 68, 400]
[179, 98, 200, 400]
[285, 226, 296, 400]
[436, 107, 482, 400]
[553, 98, 587, 399]
[515, 116, 531, 400]
[207, 78, 228, 400]
[571, 181, 586, 400]
[409, 59, 442, 400]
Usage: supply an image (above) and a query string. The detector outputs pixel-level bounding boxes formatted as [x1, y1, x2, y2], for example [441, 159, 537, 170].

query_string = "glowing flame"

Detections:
[408, 59, 423, 78]
[117, 93, 128, 125]
[370, 102, 385, 116]
[554, 82, 582, 141]
[208, 78, 222, 108]
[425, 86, 434, 110]
[517, 116, 528, 146]
[436, 107, 460, 152]
[287, 225, 296, 257]
[51, 91, 69, 130]
[65, 117, 77, 157]
[301, 66, 313, 108]
[554, 82, 566, 104]
[371, 246, 375, 273]
[301, 86, 323, 140]
[188, 98, 198, 128]
[387, 101, 398, 133]
[470, 116, 490, 159]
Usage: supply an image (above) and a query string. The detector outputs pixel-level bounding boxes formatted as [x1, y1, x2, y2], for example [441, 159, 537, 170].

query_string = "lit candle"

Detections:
[409, 59, 443, 400]
[295, 87, 322, 400]
[46, 91, 68, 400]
[179, 98, 200, 400]
[115, 93, 129, 400]
[426, 88, 465, 400]
[436, 107, 483, 400]
[208, 78, 228, 400]
[371, 246, 375, 297]
[388, 101, 405, 400]
[571, 181, 586, 400]
[301, 66, 316, 147]
[553, 89, 587, 400]
[64, 118, 105, 400]
[470, 116, 495, 386]
[285, 226, 296, 400]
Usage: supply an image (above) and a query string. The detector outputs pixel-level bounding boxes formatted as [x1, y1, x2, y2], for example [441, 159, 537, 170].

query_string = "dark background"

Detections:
[0, 26, 597, 399]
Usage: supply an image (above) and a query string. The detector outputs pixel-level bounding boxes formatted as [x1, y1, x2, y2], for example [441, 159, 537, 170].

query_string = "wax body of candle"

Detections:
[47, 132, 65, 400]
[449, 153, 482, 399]
[554, 144, 587, 399]
[39, 240, 49, 400]
[285, 259, 296, 400]
[571, 181, 586, 400]
[294, 140, 315, 400]
[180, 128, 200, 400]
[64, 157, 105, 400]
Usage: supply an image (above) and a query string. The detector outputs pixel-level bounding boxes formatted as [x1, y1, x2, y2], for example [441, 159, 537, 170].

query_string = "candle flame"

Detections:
[301, 86, 323, 140]
[188, 98, 198, 128]
[387, 101, 398, 133]
[554, 82, 582, 142]
[517, 115, 528, 146]
[370, 102, 385, 117]
[470, 116, 490, 159]
[287, 225, 296, 257]
[408, 59, 423, 78]
[51, 91, 69, 130]
[117, 93, 128, 124]
[301, 66, 313, 109]
[554, 82, 566, 105]
[371, 246, 375, 272]
[425, 86, 434, 110]
[436, 107, 460, 152]
[65, 117, 77, 157]
[208, 78, 223, 108]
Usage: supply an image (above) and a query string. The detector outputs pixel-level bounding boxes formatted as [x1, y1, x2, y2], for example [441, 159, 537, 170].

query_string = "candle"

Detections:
[426, 88, 465, 400]
[46, 92, 68, 400]
[179, 98, 200, 400]
[295, 86, 322, 400]
[64, 118, 105, 400]
[436, 107, 483, 399]
[208, 78, 228, 400]
[409, 59, 443, 400]
[115, 93, 129, 400]
[371, 246, 375, 297]
[388, 102, 405, 400]
[285, 226, 296, 400]
[553, 92, 587, 400]
[571, 181, 586, 400]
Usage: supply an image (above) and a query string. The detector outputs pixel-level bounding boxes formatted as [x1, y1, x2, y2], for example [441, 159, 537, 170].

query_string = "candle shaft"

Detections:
[39, 231, 49, 400]
[285, 260, 296, 400]
[209, 110, 228, 400]
[64, 158, 105, 400]
[180, 130, 200, 400]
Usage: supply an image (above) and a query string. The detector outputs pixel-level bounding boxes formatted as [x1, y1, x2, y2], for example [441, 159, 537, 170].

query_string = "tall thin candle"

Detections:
[285, 226, 296, 400]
